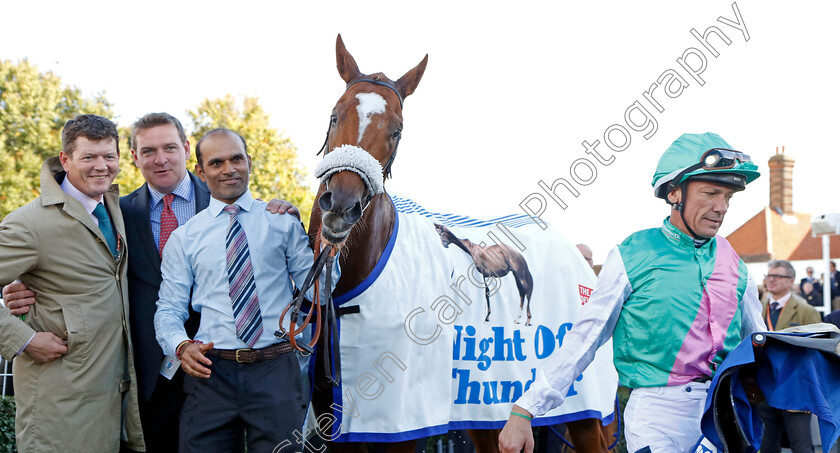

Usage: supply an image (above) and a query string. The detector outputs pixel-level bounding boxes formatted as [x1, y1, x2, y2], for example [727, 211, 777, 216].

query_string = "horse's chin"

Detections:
[320, 225, 350, 246]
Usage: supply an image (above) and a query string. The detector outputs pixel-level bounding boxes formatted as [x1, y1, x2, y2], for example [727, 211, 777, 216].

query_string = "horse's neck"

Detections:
[333, 193, 395, 297]
[450, 234, 474, 257]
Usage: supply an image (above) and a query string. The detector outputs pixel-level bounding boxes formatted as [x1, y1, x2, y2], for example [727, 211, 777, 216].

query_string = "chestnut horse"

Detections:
[308, 34, 616, 453]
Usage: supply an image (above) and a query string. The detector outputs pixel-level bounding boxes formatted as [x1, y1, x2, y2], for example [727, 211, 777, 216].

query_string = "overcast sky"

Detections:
[3, 1, 838, 261]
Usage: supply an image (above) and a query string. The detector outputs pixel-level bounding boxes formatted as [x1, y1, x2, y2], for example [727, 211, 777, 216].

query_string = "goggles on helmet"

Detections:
[666, 148, 752, 193]
[697, 148, 752, 170]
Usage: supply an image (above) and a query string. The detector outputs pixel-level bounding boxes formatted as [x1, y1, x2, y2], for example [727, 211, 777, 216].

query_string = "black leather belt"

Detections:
[207, 342, 293, 364]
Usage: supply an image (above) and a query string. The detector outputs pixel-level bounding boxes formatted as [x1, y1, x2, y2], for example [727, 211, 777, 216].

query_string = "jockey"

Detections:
[499, 133, 765, 453]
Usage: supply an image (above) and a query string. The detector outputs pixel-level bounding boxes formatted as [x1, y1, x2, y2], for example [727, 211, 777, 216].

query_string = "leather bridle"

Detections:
[277, 77, 405, 385]
[317, 77, 403, 180]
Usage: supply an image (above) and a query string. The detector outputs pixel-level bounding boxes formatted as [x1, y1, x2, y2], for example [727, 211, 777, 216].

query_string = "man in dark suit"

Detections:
[120, 113, 210, 452]
[4, 113, 298, 452]
[799, 266, 821, 296]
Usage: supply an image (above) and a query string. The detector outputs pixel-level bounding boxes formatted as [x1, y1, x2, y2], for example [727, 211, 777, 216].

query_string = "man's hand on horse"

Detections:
[499, 405, 534, 453]
[265, 199, 300, 219]
[179, 341, 215, 379]
[2, 281, 36, 316]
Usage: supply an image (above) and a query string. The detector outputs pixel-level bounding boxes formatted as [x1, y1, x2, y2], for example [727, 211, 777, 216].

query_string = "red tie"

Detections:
[159, 193, 178, 255]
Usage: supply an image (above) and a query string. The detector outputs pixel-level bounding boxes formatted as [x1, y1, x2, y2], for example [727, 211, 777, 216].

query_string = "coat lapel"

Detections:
[40, 157, 114, 258]
[132, 183, 162, 270]
[778, 298, 798, 330]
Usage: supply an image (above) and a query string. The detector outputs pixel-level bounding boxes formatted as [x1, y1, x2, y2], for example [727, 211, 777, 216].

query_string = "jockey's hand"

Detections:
[3, 281, 36, 316]
[499, 405, 534, 453]
[266, 199, 301, 220]
[179, 341, 214, 379]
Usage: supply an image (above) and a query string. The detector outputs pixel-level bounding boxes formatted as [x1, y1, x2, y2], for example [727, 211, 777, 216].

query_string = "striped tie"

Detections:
[224, 204, 264, 348]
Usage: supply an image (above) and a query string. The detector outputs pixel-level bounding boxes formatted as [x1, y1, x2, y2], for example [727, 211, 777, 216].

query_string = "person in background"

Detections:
[758, 259, 820, 453]
[799, 266, 821, 296]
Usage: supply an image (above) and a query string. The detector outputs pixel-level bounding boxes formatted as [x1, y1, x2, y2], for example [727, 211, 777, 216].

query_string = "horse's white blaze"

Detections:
[355, 93, 386, 143]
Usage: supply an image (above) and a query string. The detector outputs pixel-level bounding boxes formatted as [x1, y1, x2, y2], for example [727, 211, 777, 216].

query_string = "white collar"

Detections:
[60, 175, 103, 216]
[769, 291, 792, 309]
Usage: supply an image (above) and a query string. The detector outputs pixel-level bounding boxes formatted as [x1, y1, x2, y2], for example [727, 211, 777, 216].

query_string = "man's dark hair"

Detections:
[62, 114, 120, 156]
[131, 112, 187, 150]
[195, 128, 248, 166]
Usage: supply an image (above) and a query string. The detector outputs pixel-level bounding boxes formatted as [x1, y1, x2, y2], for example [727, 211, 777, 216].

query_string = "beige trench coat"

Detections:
[0, 157, 144, 452]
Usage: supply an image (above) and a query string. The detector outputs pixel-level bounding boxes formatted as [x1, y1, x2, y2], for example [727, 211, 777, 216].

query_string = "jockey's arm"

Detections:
[740, 270, 765, 337]
[515, 246, 630, 417]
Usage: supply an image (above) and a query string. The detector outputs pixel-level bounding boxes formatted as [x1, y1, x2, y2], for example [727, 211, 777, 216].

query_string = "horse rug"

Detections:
[324, 195, 618, 442]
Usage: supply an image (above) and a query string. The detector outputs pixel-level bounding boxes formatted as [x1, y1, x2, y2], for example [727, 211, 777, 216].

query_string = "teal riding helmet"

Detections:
[652, 132, 760, 199]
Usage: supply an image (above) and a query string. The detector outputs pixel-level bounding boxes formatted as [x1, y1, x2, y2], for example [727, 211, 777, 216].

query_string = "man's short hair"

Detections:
[768, 259, 796, 280]
[130, 112, 187, 150]
[62, 114, 120, 156]
[195, 128, 248, 166]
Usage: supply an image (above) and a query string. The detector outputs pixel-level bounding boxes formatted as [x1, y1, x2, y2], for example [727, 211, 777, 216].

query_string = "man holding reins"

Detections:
[500, 133, 766, 452]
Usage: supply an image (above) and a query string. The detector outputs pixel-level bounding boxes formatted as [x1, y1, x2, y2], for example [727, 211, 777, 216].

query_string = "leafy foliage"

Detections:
[114, 125, 145, 194]
[187, 95, 314, 225]
[0, 59, 112, 217]
[0, 397, 15, 453]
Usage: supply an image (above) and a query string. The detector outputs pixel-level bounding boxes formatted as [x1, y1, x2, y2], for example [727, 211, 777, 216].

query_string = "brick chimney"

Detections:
[768, 146, 794, 214]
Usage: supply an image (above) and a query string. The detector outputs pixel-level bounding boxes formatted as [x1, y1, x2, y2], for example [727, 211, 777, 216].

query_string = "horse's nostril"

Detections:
[319, 192, 333, 212]
[346, 201, 362, 224]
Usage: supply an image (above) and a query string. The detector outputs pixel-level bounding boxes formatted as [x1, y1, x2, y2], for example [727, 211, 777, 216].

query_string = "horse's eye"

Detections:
[331, 115, 337, 124]
[392, 129, 402, 140]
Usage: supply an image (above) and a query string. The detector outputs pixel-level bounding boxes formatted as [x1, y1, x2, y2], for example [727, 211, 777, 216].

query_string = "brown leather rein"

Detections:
[276, 227, 343, 385]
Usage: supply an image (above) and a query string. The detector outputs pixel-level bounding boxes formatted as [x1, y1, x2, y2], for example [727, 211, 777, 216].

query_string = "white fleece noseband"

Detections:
[313, 145, 385, 195]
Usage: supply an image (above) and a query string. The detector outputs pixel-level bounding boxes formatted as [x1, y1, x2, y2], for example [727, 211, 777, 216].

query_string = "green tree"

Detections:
[0, 59, 114, 218]
[114, 125, 145, 193]
[187, 95, 315, 225]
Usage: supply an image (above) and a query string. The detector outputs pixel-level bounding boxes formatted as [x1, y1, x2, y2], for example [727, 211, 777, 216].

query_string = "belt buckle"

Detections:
[234, 348, 250, 363]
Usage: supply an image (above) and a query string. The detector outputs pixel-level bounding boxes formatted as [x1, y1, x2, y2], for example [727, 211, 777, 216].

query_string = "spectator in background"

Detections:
[799, 266, 821, 296]
[575, 244, 594, 269]
[831, 261, 840, 311]
[801, 281, 821, 308]
[759, 259, 821, 453]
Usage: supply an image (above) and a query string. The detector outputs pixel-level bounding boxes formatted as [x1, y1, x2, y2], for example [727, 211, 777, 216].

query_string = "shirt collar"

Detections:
[660, 217, 712, 250]
[209, 189, 255, 218]
[60, 175, 102, 215]
[148, 173, 194, 206]
[770, 291, 792, 308]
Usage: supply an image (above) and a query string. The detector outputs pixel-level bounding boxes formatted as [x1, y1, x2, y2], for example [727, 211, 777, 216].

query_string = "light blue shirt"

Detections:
[154, 189, 336, 354]
[148, 174, 196, 245]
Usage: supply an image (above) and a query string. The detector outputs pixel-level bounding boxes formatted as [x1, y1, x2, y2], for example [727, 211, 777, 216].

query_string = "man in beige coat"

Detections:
[759, 259, 821, 453]
[0, 114, 144, 451]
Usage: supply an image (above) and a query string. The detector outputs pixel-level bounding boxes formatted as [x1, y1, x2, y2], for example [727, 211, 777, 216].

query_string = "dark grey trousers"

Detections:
[179, 352, 307, 453]
[758, 402, 814, 453]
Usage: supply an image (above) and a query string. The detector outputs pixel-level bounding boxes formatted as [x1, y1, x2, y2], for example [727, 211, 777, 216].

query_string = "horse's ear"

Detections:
[336, 34, 362, 84]
[396, 54, 428, 99]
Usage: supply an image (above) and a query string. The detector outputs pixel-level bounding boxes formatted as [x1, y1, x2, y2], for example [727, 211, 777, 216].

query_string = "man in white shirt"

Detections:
[155, 128, 333, 452]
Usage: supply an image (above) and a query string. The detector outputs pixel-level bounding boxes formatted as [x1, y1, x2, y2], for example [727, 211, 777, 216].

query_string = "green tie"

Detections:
[92, 203, 117, 258]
